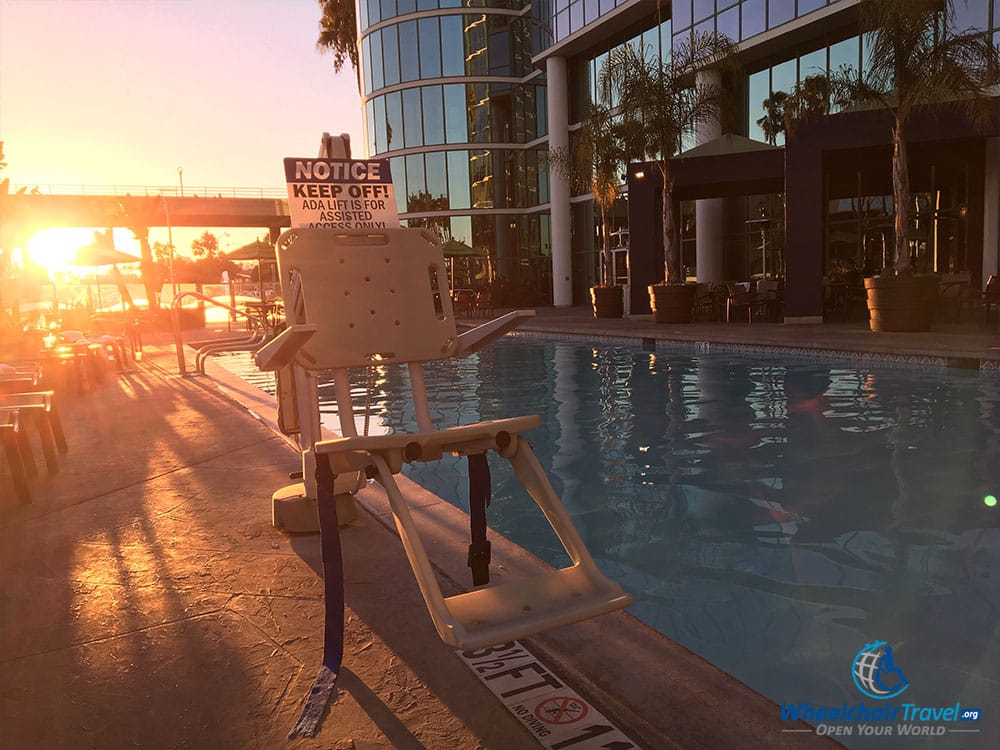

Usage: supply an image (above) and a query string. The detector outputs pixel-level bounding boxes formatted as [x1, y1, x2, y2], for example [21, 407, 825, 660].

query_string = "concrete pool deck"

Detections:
[507, 306, 1000, 370]
[5, 309, 994, 749]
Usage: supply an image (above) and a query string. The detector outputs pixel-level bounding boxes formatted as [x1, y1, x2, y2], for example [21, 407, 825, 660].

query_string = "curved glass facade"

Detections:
[359, 2, 550, 301]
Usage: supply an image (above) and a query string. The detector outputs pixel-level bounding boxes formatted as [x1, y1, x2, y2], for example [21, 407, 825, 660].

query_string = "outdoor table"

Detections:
[242, 300, 281, 331]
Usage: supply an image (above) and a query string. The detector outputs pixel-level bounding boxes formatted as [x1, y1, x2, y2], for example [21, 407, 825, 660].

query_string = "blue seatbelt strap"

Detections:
[467, 451, 492, 586]
[287, 455, 344, 738]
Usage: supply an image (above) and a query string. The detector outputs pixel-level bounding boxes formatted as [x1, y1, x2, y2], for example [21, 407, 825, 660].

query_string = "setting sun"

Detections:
[26, 228, 93, 275]
[25, 228, 141, 276]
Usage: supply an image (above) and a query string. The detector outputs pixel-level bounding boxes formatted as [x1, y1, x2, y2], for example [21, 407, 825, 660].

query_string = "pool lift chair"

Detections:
[256, 227, 632, 735]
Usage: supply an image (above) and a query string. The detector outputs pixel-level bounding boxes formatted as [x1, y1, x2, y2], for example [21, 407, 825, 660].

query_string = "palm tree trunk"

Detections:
[892, 120, 911, 275]
[600, 203, 612, 286]
[136, 229, 162, 318]
[661, 161, 677, 283]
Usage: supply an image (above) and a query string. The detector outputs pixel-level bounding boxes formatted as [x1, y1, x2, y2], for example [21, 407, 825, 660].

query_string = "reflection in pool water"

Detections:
[218, 339, 1000, 749]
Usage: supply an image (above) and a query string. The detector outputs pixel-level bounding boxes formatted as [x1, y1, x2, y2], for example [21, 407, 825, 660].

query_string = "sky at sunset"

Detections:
[1, 0, 364, 255]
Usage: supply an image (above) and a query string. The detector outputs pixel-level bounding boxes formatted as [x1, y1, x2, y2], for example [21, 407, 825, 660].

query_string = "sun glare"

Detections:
[26, 228, 95, 276]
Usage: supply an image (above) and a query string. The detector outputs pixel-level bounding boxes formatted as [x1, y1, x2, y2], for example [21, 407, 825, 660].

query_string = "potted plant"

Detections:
[830, 0, 999, 332]
[551, 101, 626, 318]
[602, 27, 738, 323]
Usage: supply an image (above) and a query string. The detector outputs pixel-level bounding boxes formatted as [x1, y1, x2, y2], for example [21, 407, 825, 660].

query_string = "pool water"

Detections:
[217, 338, 1000, 748]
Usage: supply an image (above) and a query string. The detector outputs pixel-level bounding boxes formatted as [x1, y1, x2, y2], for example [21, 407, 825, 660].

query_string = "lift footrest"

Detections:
[438, 564, 633, 651]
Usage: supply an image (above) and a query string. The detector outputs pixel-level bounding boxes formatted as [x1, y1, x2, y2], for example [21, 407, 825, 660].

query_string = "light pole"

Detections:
[177, 166, 184, 196]
[162, 196, 177, 298]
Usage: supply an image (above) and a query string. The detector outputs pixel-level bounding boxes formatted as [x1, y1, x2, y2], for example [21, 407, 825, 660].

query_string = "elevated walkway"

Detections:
[0, 191, 290, 234]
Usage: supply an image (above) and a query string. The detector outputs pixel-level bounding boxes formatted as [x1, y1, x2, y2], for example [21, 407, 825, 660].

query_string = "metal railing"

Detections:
[170, 291, 279, 375]
[10, 183, 287, 199]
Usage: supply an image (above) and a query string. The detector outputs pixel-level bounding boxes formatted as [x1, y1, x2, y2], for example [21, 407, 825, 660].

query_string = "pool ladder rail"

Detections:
[169, 290, 277, 376]
[255, 226, 633, 651]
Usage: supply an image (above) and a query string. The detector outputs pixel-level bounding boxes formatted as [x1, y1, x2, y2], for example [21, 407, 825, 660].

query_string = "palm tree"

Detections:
[831, 0, 999, 276]
[602, 31, 738, 286]
[316, 0, 358, 78]
[118, 196, 163, 320]
[785, 74, 831, 132]
[757, 90, 788, 145]
[551, 101, 626, 289]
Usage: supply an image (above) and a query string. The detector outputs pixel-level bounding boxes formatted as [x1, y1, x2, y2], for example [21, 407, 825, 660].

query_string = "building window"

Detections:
[674, 0, 692, 31]
[447, 151, 471, 209]
[418, 17, 442, 78]
[423, 86, 445, 145]
[385, 90, 403, 150]
[362, 37, 373, 94]
[693, 0, 714, 24]
[741, 0, 766, 39]
[717, 5, 739, 41]
[383, 24, 400, 86]
[441, 15, 465, 76]
[402, 88, 423, 147]
[425, 152, 448, 207]
[399, 20, 419, 82]
[444, 83, 468, 143]
[952, 0, 989, 31]
[373, 96, 386, 154]
[370, 30, 384, 91]
[769, 0, 795, 29]
[405, 153, 426, 209]
[798, 0, 827, 17]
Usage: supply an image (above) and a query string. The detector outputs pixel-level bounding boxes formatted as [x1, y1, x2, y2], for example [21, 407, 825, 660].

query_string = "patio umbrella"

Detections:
[440, 238, 489, 289]
[224, 239, 276, 301]
[70, 241, 142, 267]
[67, 234, 141, 313]
[440, 238, 481, 258]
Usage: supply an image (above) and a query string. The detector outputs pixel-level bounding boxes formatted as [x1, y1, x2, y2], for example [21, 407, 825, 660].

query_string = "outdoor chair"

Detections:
[693, 283, 718, 321]
[937, 272, 975, 323]
[755, 278, 782, 322]
[451, 288, 475, 317]
[983, 275, 999, 329]
[725, 282, 755, 322]
[471, 287, 494, 319]
[823, 278, 849, 322]
[256, 227, 632, 735]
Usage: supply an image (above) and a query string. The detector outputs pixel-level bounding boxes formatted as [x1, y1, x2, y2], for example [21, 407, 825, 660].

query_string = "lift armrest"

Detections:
[454, 310, 535, 358]
[254, 324, 318, 371]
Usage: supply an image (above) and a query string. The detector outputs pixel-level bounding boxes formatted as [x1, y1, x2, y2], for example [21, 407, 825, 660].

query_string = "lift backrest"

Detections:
[276, 227, 458, 370]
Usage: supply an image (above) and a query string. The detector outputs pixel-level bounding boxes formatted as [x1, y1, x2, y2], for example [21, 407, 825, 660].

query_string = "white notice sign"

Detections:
[283, 157, 399, 229]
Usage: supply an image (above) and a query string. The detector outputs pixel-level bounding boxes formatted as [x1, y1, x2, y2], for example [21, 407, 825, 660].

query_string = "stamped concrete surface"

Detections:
[0, 345, 535, 749]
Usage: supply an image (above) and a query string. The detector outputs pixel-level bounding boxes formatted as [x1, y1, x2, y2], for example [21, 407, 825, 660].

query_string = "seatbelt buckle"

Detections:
[467, 541, 492, 586]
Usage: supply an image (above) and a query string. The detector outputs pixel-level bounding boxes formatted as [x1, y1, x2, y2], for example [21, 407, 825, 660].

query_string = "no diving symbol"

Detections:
[535, 696, 589, 725]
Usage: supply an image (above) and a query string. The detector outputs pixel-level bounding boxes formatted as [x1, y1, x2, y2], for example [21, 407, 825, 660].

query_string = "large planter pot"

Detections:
[649, 283, 696, 323]
[590, 285, 624, 319]
[864, 274, 939, 332]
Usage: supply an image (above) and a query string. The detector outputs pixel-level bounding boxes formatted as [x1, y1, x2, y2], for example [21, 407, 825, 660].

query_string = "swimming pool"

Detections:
[216, 338, 999, 749]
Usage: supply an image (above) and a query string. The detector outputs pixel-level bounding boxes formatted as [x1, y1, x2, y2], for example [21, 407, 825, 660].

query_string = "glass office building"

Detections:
[356, 0, 1000, 316]
[357, 0, 552, 303]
